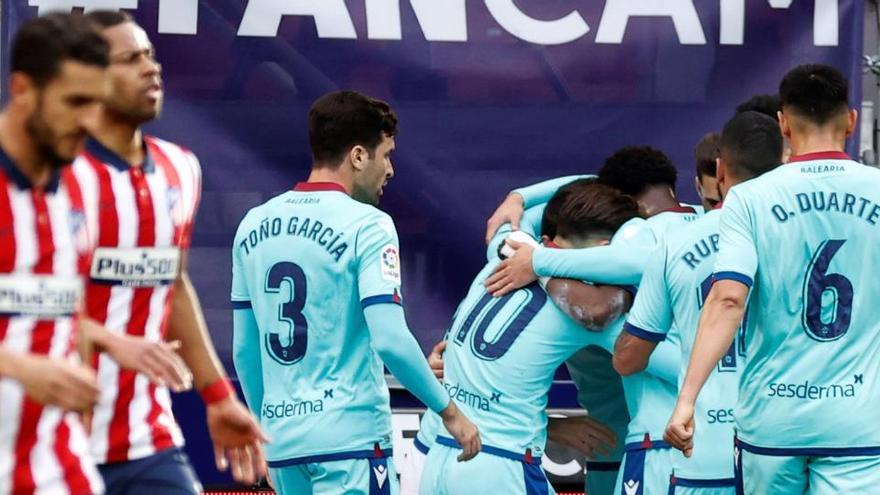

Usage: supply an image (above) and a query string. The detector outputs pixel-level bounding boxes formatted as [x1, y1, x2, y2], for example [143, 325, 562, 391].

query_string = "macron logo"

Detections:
[373, 464, 387, 490]
[624, 479, 640, 495]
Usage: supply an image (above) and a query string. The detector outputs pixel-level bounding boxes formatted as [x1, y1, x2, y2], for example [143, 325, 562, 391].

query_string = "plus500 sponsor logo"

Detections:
[90, 247, 180, 287]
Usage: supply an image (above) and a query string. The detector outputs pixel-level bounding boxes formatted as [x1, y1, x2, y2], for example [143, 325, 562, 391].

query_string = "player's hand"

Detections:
[485, 192, 525, 244]
[664, 400, 695, 458]
[14, 354, 99, 412]
[428, 341, 446, 380]
[547, 416, 617, 459]
[103, 334, 193, 392]
[485, 239, 537, 296]
[206, 397, 270, 485]
[440, 401, 481, 462]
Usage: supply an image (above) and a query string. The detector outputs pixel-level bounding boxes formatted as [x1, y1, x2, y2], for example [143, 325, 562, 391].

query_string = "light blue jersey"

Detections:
[625, 209, 738, 480]
[715, 154, 880, 452]
[231, 182, 448, 465]
[439, 258, 618, 456]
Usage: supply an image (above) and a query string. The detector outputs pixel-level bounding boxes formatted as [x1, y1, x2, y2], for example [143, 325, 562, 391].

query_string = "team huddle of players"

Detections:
[1, 9, 875, 495]
[231, 57, 880, 495]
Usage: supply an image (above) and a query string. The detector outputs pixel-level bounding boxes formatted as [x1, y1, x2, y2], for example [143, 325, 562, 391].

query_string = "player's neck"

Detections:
[90, 111, 146, 167]
[305, 167, 353, 195]
[0, 111, 54, 188]
[787, 132, 846, 158]
[639, 186, 680, 217]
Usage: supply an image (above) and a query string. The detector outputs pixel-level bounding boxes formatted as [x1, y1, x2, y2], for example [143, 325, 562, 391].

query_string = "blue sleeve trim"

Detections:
[713, 271, 754, 288]
[736, 438, 880, 457]
[623, 322, 667, 342]
[231, 300, 252, 309]
[361, 294, 403, 309]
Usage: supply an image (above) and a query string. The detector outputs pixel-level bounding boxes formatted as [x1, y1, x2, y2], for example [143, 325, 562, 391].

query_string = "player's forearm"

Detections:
[546, 280, 632, 331]
[364, 305, 450, 413]
[513, 175, 590, 209]
[232, 308, 263, 420]
[679, 282, 746, 404]
[612, 332, 657, 376]
[168, 272, 226, 389]
[533, 245, 649, 286]
[0, 348, 25, 379]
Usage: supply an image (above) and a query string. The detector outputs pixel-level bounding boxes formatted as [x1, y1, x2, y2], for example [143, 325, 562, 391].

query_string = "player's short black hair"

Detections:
[542, 178, 640, 241]
[735, 94, 782, 122]
[720, 111, 783, 180]
[598, 146, 678, 196]
[309, 91, 398, 167]
[11, 13, 109, 88]
[86, 10, 135, 29]
[779, 64, 849, 125]
[694, 132, 720, 180]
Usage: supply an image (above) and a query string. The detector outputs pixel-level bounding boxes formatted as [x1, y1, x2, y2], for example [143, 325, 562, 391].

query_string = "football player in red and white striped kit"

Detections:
[0, 14, 111, 495]
[66, 11, 266, 494]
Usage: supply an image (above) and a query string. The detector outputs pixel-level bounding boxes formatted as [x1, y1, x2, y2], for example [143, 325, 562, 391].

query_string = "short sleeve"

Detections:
[623, 244, 673, 342]
[713, 187, 758, 288]
[230, 222, 251, 307]
[356, 214, 403, 308]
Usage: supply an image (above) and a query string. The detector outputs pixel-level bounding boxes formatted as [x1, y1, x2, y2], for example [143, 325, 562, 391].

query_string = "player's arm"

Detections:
[358, 217, 480, 461]
[486, 218, 655, 296]
[485, 175, 590, 243]
[666, 190, 755, 457]
[613, 249, 673, 377]
[545, 280, 633, 331]
[79, 314, 192, 391]
[0, 347, 99, 412]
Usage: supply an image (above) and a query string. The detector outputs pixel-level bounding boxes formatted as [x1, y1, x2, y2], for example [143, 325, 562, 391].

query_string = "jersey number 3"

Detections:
[264, 262, 309, 365]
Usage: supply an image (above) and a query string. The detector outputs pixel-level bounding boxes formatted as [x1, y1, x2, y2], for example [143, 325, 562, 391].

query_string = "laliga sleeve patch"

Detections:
[380, 244, 401, 284]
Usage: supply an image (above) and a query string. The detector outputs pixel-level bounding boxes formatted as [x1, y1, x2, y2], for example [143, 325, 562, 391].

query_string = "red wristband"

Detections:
[200, 377, 234, 405]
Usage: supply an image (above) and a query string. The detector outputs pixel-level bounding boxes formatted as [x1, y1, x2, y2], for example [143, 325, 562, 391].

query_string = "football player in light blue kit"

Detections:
[614, 112, 784, 495]
[230, 91, 480, 495]
[486, 148, 701, 495]
[405, 200, 619, 495]
[421, 180, 640, 495]
[666, 64, 880, 495]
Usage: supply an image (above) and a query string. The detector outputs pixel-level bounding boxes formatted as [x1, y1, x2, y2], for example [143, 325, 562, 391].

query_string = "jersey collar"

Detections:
[293, 182, 347, 194]
[787, 151, 850, 163]
[659, 204, 697, 214]
[85, 137, 156, 174]
[0, 145, 60, 193]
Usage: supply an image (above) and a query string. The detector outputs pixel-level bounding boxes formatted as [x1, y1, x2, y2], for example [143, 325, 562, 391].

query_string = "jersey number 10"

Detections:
[453, 285, 547, 360]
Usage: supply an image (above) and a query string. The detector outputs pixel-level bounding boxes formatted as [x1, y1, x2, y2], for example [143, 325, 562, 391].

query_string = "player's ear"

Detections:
[9, 72, 36, 112]
[845, 109, 858, 137]
[349, 145, 368, 172]
[694, 176, 703, 200]
[715, 157, 727, 189]
[778, 111, 792, 140]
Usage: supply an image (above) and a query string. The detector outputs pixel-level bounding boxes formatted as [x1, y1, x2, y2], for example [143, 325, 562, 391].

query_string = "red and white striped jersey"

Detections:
[0, 149, 104, 495]
[71, 136, 201, 464]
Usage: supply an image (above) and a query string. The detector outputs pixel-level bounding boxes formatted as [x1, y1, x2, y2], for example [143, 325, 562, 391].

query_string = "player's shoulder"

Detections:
[664, 209, 721, 253]
[145, 135, 201, 172]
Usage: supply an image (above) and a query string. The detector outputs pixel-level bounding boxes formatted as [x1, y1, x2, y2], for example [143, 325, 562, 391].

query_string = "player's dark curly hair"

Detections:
[779, 64, 849, 125]
[598, 146, 678, 196]
[543, 179, 640, 241]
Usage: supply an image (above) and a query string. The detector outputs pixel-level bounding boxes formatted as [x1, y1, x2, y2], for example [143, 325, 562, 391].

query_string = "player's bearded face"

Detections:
[103, 22, 163, 124]
[353, 136, 395, 206]
[26, 63, 108, 168]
